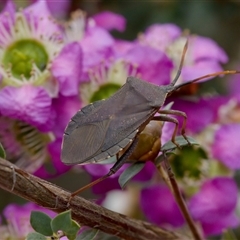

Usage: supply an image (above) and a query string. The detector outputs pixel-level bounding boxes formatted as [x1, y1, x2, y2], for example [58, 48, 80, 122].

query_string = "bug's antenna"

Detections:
[169, 39, 188, 87]
[173, 70, 240, 91]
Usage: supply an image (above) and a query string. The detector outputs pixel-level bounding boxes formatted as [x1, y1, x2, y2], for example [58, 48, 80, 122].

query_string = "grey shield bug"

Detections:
[61, 40, 240, 198]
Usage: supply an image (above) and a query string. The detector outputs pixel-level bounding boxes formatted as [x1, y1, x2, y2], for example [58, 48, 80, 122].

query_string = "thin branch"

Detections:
[161, 155, 203, 240]
[0, 157, 190, 240]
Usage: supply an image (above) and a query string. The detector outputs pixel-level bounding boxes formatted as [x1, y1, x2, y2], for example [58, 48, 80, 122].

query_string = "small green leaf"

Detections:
[26, 232, 48, 240]
[154, 153, 173, 167]
[0, 142, 6, 158]
[51, 210, 80, 240]
[51, 210, 72, 234]
[30, 211, 53, 236]
[161, 136, 199, 151]
[118, 162, 145, 189]
[171, 147, 206, 179]
[65, 219, 81, 240]
[222, 229, 238, 240]
[76, 229, 99, 240]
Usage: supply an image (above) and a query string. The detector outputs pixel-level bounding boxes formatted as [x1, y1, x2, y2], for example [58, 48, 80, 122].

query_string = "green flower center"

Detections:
[90, 83, 121, 102]
[3, 39, 48, 80]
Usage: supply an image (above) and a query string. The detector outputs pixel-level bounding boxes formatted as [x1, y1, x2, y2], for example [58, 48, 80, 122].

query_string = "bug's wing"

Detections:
[61, 100, 112, 165]
[61, 78, 162, 165]
[102, 82, 159, 152]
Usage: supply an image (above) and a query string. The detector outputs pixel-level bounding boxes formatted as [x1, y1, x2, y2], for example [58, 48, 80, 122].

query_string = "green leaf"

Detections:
[161, 136, 199, 151]
[51, 210, 72, 233]
[65, 220, 81, 240]
[30, 211, 53, 236]
[51, 210, 80, 240]
[118, 162, 145, 189]
[222, 229, 238, 240]
[76, 229, 99, 240]
[26, 232, 48, 240]
[0, 142, 6, 158]
[171, 147, 207, 179]
[154, 152, 173, 167]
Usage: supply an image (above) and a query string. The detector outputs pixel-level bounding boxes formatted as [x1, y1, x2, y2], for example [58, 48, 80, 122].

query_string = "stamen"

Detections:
[0, 17, 12, 44]
[64, 10, 86, 42]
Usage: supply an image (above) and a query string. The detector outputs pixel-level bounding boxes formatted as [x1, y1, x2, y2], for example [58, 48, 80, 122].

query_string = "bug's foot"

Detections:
[67, 195, 73, 208]
[182, 134, 191, 146]
[172, 140, 182, 150]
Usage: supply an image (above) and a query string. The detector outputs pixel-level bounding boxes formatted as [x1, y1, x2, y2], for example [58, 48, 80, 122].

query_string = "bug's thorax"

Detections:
[127, 76, 169, 108]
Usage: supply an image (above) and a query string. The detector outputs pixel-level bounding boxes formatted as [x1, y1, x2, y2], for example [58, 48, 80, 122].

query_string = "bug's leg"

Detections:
[152, 115, 181, 148]
[68, 137, 139, 203]
[157, 109, 190, 144]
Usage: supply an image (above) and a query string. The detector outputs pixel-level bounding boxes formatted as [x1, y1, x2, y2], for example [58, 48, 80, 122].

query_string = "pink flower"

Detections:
[138, 23, 181, 51]
[51, 42, 82, 96]
[0, 85, 51, 128]
[140, 184, 185, 227]
[80, 26, 115, 80]
[138, 23, 228, 83]
[93, 11, 126, 32]
[120, 44, 173, 85]
[2, 202, 55, 238]
[211, 124, 240, 169]
[188, 177, 239, 236]
[30, 0, 71, 19]
[0, 0, 82, 176]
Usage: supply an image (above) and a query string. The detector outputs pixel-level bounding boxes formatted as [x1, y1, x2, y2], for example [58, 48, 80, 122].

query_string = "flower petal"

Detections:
[84, 163, 129, 194]
[24, 0, 62, 37]
[0, 0, 15, 25]
[138, 23, 181, 51]
[3, 202, 56, 238]
[51, 94, 81, 138]
[0, 0, 16, 46]
[133, 161, 155, 182]
[34, 138, 72, 178]
[91, 175, 122, 195]
[188, 177, 239, 236]
[169, 98, 215, 133]
[228, 74, 240, 98]
[140, 184, 185, 227]
[189, 36, 228, 63]
[24, 0, 51, 17]
[113, 39, 134, 56]
[211, 124, 240, 169]
[30, 0, 70, 18]
[84, 162, 126, 178]
[93, 11, 126, 32]
[0, 85, 51, 127]
[201, 212, 239, 236]
[181, 60, 224, 82]
[80, 26, 114, 79]
[51, 42, 82, 96]
[122, 44, 173, 85]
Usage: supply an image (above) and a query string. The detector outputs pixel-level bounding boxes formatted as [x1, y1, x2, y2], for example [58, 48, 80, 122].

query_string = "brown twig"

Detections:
[157, 154, 203, 240]
[0, 157, 191, 240]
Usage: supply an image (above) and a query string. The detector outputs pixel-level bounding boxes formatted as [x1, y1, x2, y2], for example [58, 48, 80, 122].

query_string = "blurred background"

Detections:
[1, 0, 240, 63]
